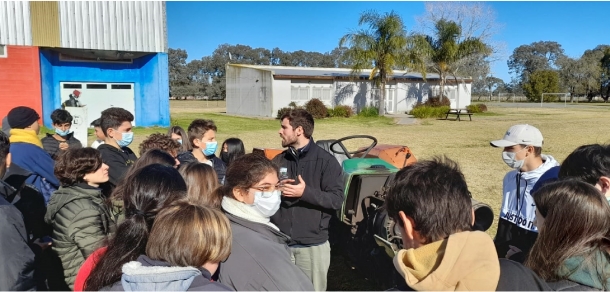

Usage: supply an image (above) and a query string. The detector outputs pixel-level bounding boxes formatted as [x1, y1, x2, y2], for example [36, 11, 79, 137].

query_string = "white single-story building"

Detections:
[225, 64, 472, 117]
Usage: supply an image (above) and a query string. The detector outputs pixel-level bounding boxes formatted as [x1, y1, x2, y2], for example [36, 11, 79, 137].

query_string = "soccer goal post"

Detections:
[541, 93, 570, 107]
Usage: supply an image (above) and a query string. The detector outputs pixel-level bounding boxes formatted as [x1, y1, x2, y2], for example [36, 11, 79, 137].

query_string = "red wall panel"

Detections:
[0, 46, 42, 125]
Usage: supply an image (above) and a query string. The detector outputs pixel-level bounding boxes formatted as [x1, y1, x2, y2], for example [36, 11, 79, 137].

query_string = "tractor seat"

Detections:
[316, 140, 350, 166]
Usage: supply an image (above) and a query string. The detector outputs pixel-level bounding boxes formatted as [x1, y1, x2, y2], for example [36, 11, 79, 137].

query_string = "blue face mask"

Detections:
[55, 128, 71, 136]
[202, 141, 217, 156]
[116, 131, 134, 148]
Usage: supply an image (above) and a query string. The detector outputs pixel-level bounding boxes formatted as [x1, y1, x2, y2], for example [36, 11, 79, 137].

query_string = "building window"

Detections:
[86, 84, 107, 89]
[0, 45, 6, 58]
[63, 84, 82, 89]
[291, 86, 310, 101]
[60, 53, 133, 64]
[111, 84, 132, 89]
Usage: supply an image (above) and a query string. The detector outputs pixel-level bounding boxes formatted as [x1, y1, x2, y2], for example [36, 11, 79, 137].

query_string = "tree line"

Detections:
[168, 45, 353, 99]
[507, 42, 610, 102]
[168, 2, 610, 106]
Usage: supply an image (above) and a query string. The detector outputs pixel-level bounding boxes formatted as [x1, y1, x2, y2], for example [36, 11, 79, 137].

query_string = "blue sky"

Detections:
[167, 1, 610, 83]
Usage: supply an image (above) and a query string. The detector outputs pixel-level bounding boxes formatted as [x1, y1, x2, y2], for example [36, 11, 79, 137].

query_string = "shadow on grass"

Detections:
[327, 247, 384, 291]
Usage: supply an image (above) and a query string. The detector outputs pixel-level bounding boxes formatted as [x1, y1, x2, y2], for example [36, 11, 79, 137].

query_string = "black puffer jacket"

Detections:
[44, 184, 116, 289]
[0, 181, 36, 291]
[177, 151, 226, 185]
[271, 138, 344, 246]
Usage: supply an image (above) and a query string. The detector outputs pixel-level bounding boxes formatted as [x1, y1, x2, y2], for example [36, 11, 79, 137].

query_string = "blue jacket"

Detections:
[10, 142, 59, 204]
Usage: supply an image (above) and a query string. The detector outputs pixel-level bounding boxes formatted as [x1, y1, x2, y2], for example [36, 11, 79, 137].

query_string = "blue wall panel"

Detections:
[39, 50, 170, 128]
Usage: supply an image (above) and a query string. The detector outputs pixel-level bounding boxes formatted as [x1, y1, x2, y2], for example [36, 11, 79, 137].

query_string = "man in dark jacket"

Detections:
[0, 131, 37, 291]
[177, 119, 226, 185]
[271, 109, 344, 291]
[97, 107, 138, 188]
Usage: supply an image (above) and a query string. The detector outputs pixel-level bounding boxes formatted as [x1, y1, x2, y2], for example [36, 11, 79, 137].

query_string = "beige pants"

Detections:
[290, 241, 331, 291]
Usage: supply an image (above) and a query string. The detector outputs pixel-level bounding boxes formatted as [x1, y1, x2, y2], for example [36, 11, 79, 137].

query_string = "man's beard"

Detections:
[281, 136, 297, 148]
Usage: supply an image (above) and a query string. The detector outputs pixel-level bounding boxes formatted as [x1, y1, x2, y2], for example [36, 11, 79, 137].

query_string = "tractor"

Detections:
[254, 135, 495, 289]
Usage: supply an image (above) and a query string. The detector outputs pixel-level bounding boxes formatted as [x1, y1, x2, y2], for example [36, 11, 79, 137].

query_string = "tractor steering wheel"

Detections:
[329, 135, 378, 159]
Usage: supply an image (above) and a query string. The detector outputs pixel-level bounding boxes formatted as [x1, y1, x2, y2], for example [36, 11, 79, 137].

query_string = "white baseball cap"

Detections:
[490, 124, 544, 148]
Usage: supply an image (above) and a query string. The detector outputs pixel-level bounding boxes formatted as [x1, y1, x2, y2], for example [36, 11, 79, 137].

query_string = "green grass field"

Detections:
[74, 100, 610, 290]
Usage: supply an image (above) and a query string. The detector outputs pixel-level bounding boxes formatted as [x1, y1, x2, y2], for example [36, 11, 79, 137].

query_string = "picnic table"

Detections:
[445, 109, 473, 121]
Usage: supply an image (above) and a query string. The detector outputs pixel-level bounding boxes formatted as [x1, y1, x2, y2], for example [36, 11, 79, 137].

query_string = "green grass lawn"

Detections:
[47, 99, 610, 290]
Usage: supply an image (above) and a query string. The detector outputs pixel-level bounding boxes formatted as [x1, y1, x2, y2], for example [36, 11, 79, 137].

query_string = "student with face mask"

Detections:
[177, 119, 226, 185]
[490, 124, 559, 263]
[42, 109, 83, 160]
[216, 153, 314, 291]
[97, 108, 138, 189]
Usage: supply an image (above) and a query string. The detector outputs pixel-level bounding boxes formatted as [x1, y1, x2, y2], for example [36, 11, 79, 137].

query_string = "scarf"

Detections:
[9, 129, 43, 148]
[221, 196, 279, 231]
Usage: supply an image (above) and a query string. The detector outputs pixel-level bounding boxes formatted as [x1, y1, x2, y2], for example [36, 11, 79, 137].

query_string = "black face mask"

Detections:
[220, 151, 230, 164]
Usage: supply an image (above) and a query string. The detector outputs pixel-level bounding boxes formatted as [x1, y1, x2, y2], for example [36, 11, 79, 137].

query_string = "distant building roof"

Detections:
[228, 64, 472, 83]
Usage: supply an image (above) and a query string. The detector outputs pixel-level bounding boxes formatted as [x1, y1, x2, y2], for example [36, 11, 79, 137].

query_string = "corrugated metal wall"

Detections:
[0, 1, 32, 46]
[58, 1, 167, 53]
[30, 1, 61, 47]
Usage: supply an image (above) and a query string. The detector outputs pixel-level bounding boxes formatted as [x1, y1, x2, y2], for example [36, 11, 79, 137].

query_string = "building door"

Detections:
[60, 82, 136, 126]
[385, 88, 395, 114]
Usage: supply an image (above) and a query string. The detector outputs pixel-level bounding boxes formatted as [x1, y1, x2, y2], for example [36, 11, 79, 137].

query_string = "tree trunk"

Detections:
[379, 80, 386, 116]
[439, 72, 445, 102]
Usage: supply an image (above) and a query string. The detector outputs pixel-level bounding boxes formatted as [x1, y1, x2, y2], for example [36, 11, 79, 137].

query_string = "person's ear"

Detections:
[471, 208, 476, 226]
[6, 153, 11, 169]
[295, 126, 303, 136]
[232, 187, 247, 203]
[193, 138, 202, 149]
[399, 211, 423, 249]
[106, 128, 115, 139]
[597, 176, 610, 196]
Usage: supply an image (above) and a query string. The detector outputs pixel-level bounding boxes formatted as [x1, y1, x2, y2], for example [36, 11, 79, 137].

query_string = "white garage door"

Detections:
[60, 82, 136, 126]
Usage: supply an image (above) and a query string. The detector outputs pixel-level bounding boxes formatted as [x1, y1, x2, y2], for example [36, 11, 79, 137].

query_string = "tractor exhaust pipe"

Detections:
[472, 198, 494, 232]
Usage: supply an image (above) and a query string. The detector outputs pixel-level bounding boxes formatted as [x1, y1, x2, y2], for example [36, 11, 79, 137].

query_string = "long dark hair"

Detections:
[220, 137, 245, 166]
[84, 164, 187, 290]
[168, 125, 191, 152]
[525, 179, 610, 288]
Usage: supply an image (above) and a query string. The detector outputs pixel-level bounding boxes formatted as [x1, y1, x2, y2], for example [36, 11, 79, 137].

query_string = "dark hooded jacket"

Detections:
[97, 144, 137, 187]
[0, 180, 36, 291]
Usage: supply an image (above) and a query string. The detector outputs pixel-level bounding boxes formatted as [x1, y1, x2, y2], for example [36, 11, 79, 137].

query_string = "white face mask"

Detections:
[502, 147, 527, 170]
[253, 190, 281, 217]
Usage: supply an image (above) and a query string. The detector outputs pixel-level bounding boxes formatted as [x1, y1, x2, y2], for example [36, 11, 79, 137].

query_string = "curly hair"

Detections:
[54, 148, 103, 186]
[139, 133, 180, 156]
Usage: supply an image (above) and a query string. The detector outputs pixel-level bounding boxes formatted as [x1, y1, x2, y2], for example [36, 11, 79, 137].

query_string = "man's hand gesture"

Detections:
[281, 175, 306, 198]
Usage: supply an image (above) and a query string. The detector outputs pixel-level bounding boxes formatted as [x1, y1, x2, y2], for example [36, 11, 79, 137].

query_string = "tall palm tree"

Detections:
[340, 11, 424, 115]
[415, 19, 491, 105]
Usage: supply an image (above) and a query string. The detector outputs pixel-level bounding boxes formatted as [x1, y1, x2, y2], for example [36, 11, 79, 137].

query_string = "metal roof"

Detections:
[229, 64, 472, 82]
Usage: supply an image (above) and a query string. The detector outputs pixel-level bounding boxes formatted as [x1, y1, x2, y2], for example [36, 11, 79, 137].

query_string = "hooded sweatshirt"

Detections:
[393, 231, 501, 291]
[105, 255, 232, 291]
[498, 154, 559, 233]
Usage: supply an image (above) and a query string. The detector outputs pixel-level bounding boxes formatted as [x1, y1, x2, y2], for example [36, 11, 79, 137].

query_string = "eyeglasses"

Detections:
[250, 184, 281, 194]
